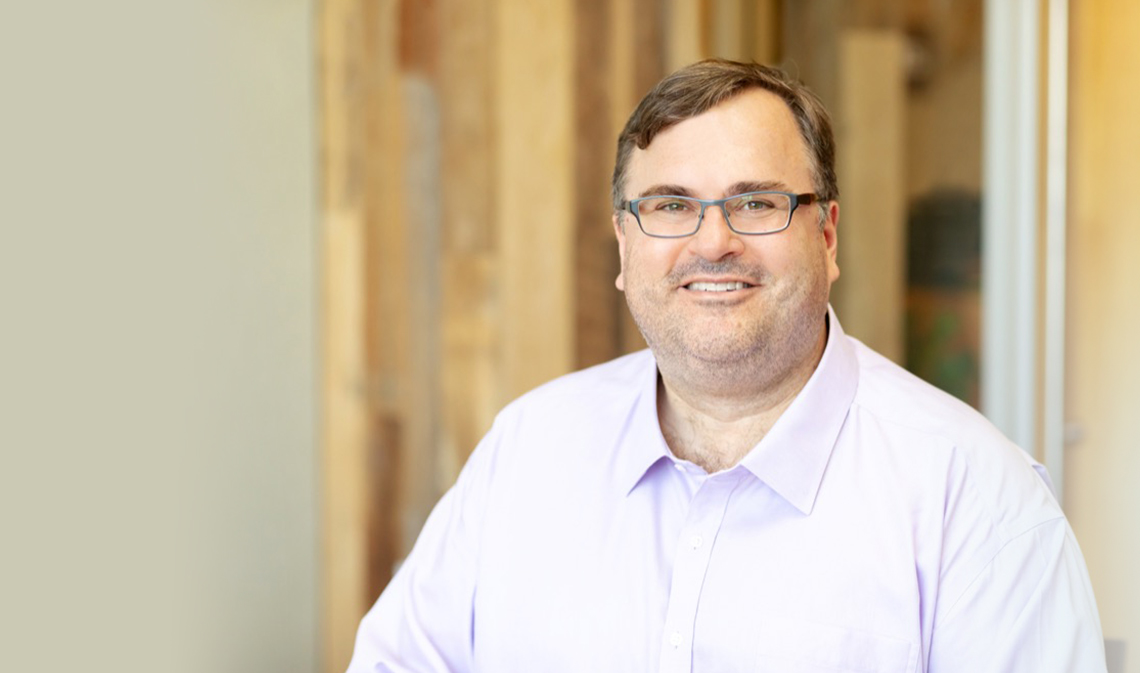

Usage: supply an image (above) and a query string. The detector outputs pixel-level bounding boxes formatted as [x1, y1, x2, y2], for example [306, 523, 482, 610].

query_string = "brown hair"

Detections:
[611, 59, 838, 211]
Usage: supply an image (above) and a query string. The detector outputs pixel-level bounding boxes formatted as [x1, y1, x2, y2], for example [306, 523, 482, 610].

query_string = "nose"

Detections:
[690, 203, 744, 260]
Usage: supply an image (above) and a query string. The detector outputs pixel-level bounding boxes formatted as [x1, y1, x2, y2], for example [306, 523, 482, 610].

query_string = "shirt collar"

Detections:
[613, 352, 673, 496]
[738, 306, 858, 514]
[614, 307, 859, 513]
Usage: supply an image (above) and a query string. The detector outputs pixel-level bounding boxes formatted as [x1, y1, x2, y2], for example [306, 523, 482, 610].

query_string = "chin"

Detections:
[678, 334, 766, 367]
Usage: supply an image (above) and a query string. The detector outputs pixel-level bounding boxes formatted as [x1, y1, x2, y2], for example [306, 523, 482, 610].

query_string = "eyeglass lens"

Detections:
[635, 192, 794, 236]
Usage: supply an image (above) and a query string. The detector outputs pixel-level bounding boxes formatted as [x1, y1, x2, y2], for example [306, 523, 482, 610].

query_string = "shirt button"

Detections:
[690, 535, 703, 549]
[670, 631, 682, 648]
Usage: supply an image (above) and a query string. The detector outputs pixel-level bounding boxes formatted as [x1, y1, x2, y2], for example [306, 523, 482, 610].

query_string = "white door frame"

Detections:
[982, 0, 1069, 504]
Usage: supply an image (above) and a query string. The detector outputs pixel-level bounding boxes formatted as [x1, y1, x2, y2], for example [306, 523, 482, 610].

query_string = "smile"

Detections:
[684, 281, 753, 292]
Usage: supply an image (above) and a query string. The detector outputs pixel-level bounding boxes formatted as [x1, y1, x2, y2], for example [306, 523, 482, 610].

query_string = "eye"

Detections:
[738, 196, 776, 211]
[652, 197, 696, 213]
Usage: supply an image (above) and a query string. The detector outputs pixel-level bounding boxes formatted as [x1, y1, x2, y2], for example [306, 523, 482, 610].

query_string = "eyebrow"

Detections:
[636, 184, 696, 199]
[725, 180, 791, 195]
[635, 180, 793, 200]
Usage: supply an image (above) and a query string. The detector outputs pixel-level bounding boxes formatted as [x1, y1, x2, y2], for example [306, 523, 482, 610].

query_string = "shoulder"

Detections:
[848, 336, 991, 436]
[845, 336, 1061, 538]
[474, 349, 655, 471]
[496, 349, 653, 423]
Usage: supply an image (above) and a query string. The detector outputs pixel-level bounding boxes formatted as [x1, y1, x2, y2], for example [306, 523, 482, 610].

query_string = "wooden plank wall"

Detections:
[320, 2, 396, 671]
[497, 0, 576, 399]
[835, 31, 907, 363]
[317, 2, 951, 670]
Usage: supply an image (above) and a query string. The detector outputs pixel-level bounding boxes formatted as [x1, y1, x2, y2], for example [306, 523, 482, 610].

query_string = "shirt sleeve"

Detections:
[927, 517, 1107, 673]
[345, 418, 503, 673]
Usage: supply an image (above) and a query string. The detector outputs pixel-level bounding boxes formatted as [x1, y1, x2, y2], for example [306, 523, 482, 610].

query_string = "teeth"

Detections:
[687, 281, 749, 292]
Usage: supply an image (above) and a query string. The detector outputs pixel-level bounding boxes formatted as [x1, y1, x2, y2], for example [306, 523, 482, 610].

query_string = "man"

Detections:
[348, 60, 1105, 672]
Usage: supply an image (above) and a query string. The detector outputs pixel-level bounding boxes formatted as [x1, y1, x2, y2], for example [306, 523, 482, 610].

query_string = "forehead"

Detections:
[626, 88, 813, 194]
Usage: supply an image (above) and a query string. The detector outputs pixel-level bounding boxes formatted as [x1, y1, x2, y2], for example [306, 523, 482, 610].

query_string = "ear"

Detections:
[823, 200, 840, 283]
[613, 212, 627, 291]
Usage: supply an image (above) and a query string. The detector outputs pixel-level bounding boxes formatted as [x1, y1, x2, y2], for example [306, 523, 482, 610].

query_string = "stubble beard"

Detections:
[624, 259, 830, 397]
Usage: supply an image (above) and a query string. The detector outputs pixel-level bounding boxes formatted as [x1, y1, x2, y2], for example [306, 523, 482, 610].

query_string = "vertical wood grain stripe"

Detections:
[497, 0, 576, 401]
[320, 2, 371, 670]
[835, 30, 906, 362]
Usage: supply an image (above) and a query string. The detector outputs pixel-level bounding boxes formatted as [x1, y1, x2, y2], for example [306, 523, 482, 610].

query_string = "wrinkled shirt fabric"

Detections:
[348, 310, 1105, 673]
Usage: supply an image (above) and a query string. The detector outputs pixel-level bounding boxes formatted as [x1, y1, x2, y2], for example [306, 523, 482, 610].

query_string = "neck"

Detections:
[656, 321, 828, 473]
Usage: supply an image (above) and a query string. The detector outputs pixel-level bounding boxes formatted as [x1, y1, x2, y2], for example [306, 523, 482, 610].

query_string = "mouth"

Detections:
[683, 280, 754, 293]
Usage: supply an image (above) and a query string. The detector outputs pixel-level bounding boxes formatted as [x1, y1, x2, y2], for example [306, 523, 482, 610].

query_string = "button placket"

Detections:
[657, 472, 743, 673]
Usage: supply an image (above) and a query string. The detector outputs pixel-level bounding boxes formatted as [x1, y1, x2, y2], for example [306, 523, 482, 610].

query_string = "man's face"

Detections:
[614, 88, 840, 372]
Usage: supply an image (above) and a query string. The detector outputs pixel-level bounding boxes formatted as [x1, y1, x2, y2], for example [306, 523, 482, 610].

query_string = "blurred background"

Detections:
[1, 0, 1135, 672]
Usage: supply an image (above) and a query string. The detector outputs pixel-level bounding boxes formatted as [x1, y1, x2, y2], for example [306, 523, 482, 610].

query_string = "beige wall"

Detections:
[1068, 1, 1140, 670]
[0, 2, 318, 672]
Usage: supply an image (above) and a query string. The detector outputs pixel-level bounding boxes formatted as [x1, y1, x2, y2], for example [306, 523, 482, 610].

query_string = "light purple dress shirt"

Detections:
[348, 311, 1105, 672]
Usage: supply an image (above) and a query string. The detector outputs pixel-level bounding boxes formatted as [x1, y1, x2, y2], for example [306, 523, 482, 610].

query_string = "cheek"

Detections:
[624, 237, 723, 288]
[620, 241, 658, 284]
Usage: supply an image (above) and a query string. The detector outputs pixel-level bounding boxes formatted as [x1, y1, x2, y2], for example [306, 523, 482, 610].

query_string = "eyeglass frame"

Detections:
[621, 190, 822, 238]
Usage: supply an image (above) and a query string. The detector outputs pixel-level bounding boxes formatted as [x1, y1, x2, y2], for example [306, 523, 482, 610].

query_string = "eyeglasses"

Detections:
[622, 191, 821, 238]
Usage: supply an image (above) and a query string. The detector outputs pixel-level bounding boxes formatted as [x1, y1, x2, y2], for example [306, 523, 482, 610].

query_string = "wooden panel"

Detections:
[834, 30, 907, 363]
[611, 0, 662, 355]
[609, 0, 637, 153]
[667, 0, 706, 71]
[780, 0, 843, 108]
[321, 204, 370, 673]
[576, 0, 622, 368]
[439, 0, 498, 480]
[709, 0, 744, 60]
[321, 0, 416, 670]
[633, 0, 667, 95]
[319, 2, 378, 670]
[440, 253, 499, 480]
[846, 0, 902, 27]
[394, 72, 443, 555]
[366, 413, 403, 602]
[438, 0, 496, 255]
[708, 1, 783, 74]
[745, 0, 781, 65]
[383, 0, 446, 559]
[360, 0, 412, 575]
[398, 0, 439, 76]
[496, 0, 576, 400]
